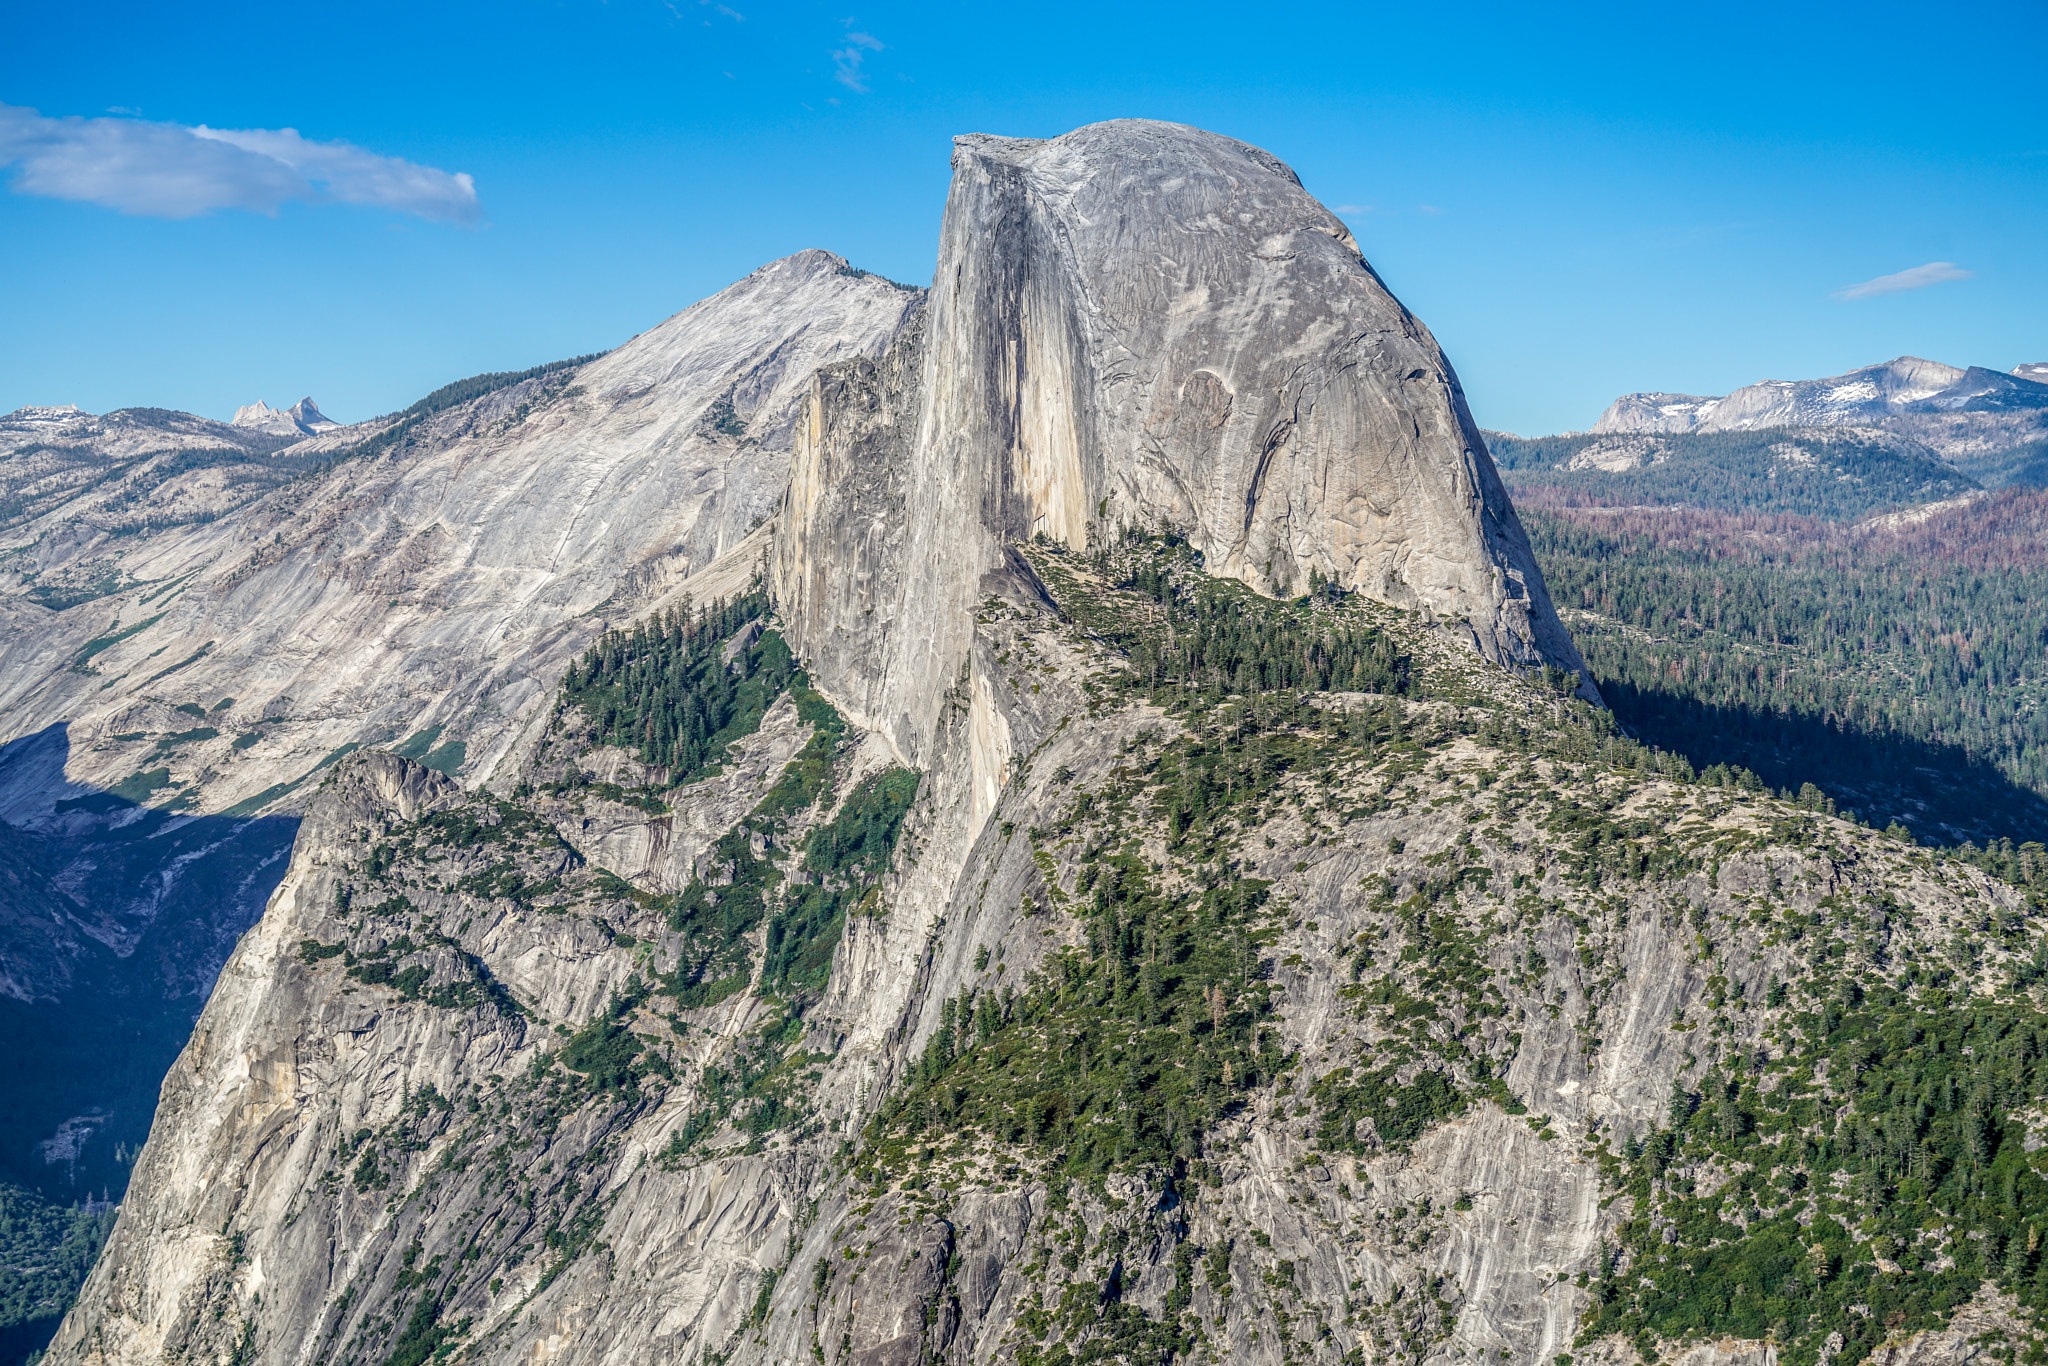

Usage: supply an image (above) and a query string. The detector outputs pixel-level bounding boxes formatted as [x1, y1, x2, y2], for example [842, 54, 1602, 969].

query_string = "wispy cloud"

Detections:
[1335, 203, 1373, 216]
[1833, 261, 1973, 301]
[831, 27, 885, 91]
[0, 103, 480, 223]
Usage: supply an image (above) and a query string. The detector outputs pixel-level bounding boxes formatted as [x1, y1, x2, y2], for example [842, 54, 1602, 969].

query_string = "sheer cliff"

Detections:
[39, 122, 2048, 1366]
[772, 121, 1590, 768]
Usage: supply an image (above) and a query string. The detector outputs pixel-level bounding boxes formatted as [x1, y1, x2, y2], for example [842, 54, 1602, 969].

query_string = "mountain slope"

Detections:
[50, 542, 2048, 1366]
[0, 251, 919, 1366]
[0, 250, 919, 999]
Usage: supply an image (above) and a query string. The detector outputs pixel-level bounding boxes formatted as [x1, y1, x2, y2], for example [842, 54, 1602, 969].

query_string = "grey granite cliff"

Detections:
[773, 120, 1590, 767]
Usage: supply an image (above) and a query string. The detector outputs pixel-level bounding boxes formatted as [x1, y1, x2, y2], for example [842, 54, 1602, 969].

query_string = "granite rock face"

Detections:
[0, 249, 918, 997]
[774, 120, 1589, 765]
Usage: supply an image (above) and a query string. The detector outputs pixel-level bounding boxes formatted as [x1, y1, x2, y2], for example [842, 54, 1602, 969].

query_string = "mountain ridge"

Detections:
[0, 250, 921, 1358]
[1589, 357, 2048, 487]
[230, 397, 340, 438]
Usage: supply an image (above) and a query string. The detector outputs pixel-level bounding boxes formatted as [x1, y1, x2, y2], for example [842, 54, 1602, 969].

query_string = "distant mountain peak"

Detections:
[1592, 356, 1976, 436]
[232, 397, 339, 437]
[288, 397, 339, 432]
[1587, 355, 2048, 485]
[3, 404, 91, 427]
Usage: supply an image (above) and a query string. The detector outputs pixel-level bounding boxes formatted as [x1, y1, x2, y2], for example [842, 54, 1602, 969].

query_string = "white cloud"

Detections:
[0, 103, 480, 224]
[832, 26, 884, 91]
[1832, 261, 1973, 301]
[1334, 203, 1373, 215]
[830, 48, 869, 90]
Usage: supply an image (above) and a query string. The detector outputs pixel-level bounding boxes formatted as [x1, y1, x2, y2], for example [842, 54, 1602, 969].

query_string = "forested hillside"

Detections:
[1523, 490, 2048, 846]
[0, 1186, 113, 1365]
[1491, 427, 1977, 520]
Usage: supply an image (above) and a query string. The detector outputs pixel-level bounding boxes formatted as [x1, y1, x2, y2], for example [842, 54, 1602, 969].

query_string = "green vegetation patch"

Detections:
[1585, 989, 2048, 1365]
[0, 1183, 116, 1337]
[763, 766, 921, 996]
[646, 679, 859, 1010]
[140, 642, 213, 686]
[867, 860, 1282, 1179]
[393, 724, 466, 777]
[1310, 1063, 1466, 1151]
[219, 774, 307, 818]
[154, 726, 217, 752]
[559, 984, 671, 1097]
[108, 767, 173, 804]
[71, 611, 165, 669]
[1031, 527, 1414, 702]
[660, 1010, 830, 1160]
[558, 592, 795, 787]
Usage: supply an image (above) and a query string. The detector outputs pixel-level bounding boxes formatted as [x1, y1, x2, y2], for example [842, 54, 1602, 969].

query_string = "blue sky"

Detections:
[2, 0, 2043, 436]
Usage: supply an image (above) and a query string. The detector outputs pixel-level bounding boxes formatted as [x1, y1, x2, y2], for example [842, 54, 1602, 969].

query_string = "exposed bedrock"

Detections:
[773, 118, 1589, 766]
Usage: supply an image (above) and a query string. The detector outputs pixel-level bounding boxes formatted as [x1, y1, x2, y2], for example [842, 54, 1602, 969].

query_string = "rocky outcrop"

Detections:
[1587, 392, 1724, 435]
[773, 120, 1588, 765]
